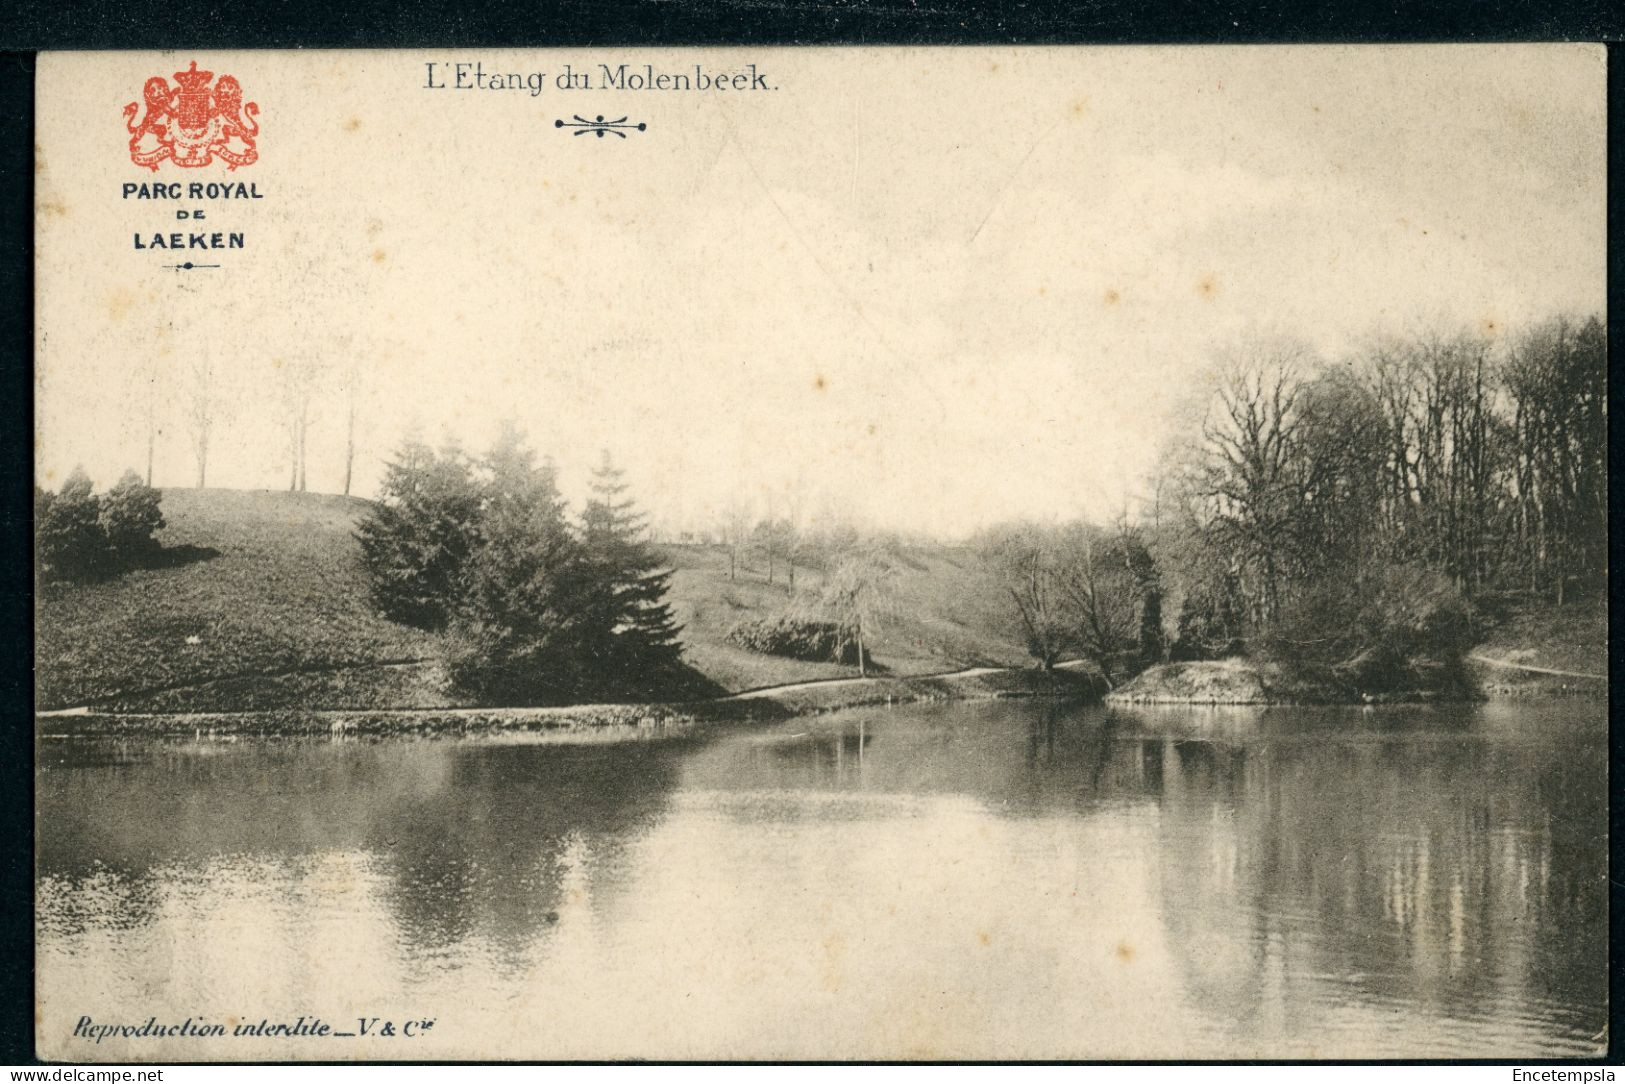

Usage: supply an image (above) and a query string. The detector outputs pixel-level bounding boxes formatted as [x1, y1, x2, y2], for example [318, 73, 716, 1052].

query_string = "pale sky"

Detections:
[35, 46, 1607, 538]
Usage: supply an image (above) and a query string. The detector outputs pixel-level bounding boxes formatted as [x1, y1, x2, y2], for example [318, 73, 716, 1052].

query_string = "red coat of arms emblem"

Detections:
[123, 60, 260, 171]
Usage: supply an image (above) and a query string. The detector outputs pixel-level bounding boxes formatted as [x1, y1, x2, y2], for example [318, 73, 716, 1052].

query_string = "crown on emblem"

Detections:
[173, 60, 214, 88]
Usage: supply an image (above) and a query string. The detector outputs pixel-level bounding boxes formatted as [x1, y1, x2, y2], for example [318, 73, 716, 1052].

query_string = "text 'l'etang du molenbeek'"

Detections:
[422, 60, 777, 96]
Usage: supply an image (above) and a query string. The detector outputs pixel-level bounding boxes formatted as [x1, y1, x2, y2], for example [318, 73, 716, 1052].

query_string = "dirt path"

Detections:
[724, 665, 1011, 700]
[1468, 653, 1606, 681]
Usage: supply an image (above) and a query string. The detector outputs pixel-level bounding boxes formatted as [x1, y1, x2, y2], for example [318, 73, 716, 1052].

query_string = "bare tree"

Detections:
[979, 522, 1073, 670]
[126, 347, 164, 487]
[783, 473, 806, 591]
[278, 356, 322, 493]
[760, 491, 777, 584]
[339, 344, 363, 497]
[1054, 523, 1141, 684]
[1197, 339, 1315, 627]
[723, 494, 752, 582]
[186, 354, 215, 488]
[798, 541, 897, 677]
[337, 359, 359, 497]
[1503, 315, 1607, 604]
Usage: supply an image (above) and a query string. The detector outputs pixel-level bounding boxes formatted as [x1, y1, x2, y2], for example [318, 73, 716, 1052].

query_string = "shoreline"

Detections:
[1107, 656, 1606, 707]
[37, 666, 1105, 739]
[38, 651, 1605, 739]
[1105, 658, 1472, 707]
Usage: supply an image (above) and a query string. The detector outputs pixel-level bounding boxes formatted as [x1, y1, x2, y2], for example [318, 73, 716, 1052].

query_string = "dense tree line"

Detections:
[1150, 314, 1604, 678]
[979, 314, 1604, 691]
[355, 426, 684, 704]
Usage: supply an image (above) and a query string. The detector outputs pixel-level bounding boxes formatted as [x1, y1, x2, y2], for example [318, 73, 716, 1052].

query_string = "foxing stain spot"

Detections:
[1038, 285, 1048, 297]
[813, 374, 827, 392]
[1197, 274, 1219, 301]
[1070, 97, 1088, 117]
[867, 423, 877, 436]
[344, 117, 361, 132]
[106, 289, 136, 322]
[1104, 288, 1121, 306]
[372, 249, 387, 264]
[1116, 941, 1135, 963]
[821, 933, 847, 992]
[978, 931, 991, 947]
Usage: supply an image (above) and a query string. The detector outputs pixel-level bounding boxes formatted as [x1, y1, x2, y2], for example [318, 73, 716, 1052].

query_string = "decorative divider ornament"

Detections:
[554, 115, 648, 139]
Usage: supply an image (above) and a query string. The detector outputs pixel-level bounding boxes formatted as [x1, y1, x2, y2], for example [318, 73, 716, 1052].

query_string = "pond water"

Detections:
[37, 698, 1607, 1060]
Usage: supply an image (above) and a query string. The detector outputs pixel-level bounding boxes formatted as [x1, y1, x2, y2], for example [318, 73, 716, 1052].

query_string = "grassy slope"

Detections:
[666, 543, 1028, 690]
[36, 489, 444, 710]
[36, 489, 1031, 711]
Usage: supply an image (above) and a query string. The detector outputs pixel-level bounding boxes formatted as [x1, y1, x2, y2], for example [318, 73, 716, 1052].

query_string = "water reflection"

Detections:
[36, 699, 1606, 1059]
[39, 738, 691, 965]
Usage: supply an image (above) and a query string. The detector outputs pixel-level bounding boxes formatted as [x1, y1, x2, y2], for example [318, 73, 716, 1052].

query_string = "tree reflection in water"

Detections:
[37, 734, 693, 968]
[36, 698, 1607, 1057]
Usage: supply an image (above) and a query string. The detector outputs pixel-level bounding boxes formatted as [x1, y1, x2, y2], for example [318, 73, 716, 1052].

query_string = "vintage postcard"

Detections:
[34, 46, 1608, 1061]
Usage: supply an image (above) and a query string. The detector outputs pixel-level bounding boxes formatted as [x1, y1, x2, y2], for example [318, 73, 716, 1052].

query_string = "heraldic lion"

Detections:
[213, 75, 259, 144]
[124, 76, 173, 156]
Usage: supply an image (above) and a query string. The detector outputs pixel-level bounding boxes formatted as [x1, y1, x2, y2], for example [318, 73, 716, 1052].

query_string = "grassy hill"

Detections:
[36, 489, 1032, 712]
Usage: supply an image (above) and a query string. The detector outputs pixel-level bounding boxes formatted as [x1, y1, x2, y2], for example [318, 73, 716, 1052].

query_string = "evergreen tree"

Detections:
[446, 424, 599, 704]
[580, 450, 684, 681]
[355, 434, 480, 629]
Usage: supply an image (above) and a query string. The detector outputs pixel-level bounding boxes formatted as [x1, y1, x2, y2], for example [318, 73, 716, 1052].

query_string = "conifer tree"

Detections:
[446, 424, 597, 703]
[354, 433, 480, 629]
[580, 450, 684, 678]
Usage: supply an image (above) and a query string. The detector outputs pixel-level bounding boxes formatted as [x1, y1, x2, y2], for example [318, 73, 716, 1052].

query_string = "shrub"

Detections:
[725, 615, 870, 667]
[100, 470, 165, 565]
[36, 468, 109, 583]
[1264, 564, 1473, 694]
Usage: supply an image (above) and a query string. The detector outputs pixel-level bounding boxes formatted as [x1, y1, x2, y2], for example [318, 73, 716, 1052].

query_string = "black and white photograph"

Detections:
[31, 45, 1608, 1061]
